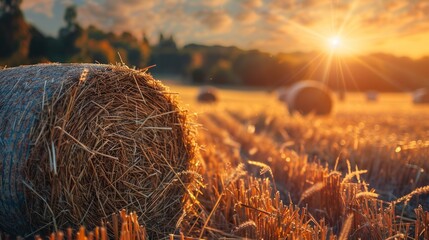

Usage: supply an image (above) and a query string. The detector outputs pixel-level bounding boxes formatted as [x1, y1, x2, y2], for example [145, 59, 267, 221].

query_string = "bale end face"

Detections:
[0, 63, 198, 237]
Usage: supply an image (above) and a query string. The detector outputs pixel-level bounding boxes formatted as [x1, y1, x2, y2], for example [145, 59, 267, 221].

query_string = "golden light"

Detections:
[329, 36, 341, 49]
[277, 0, 404, 92]
[327, 35, 350, 55]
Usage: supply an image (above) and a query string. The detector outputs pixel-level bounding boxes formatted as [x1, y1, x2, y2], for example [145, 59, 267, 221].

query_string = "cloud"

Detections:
[75, 0, 234, 43]
[269, 0, 295, 9]
[355, 1, 429, 36]
[22, 0, 55, 17]
[194, 10, 232, 32]
[202, 0, 229, 7]
[299, 0, 320, 7]
[235, 10, 260, 24]
[77, 0, 160, 35]
[22, 0, 429, 57]
[240, 0, 263, 8]
[233, 0, 262, 24]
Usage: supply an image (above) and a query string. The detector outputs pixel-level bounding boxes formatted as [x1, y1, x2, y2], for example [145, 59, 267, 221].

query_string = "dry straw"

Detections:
[393, 185, 429, 205]
[0, 63, 197, 238]
[338, 214, 353, 240]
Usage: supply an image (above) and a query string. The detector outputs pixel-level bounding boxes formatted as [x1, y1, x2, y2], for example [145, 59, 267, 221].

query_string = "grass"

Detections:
[2, 82, 429, 239]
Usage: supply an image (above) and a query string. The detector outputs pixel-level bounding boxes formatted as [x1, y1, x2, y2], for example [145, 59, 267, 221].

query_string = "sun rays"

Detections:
[279, 0, 414, 93]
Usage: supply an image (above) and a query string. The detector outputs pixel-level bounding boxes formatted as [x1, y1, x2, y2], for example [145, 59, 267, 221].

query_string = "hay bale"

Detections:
[413, 88, 429, 104]
[286, 80, 333, 115]
[337, 90, 346, 101]
[0, 64, 197, 237]
[276, 87, 289, 102]
[366, 90, 378, 102]
[197, 86, 218, 103]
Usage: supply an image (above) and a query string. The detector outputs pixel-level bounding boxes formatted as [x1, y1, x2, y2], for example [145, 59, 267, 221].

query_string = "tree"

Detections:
[28, 25, 47, 58]
[0, 0, 31, 60]
[59, 5, 79, 38]
[155, 33, 177, 51]
[142, 33, 150, 46]
[0, 0, 22, 15]
[58, 5, 82, 59]
[64, 5, 77, 26]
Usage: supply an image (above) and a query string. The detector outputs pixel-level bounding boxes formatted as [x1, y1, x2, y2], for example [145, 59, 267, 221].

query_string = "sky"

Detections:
[22, 0, 429, 59]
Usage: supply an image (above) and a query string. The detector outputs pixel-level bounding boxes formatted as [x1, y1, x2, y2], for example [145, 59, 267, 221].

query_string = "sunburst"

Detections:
[278, 0, 412, 93]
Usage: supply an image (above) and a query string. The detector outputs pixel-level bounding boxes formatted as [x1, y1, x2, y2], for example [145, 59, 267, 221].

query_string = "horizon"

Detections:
[22, 0, 429, 60]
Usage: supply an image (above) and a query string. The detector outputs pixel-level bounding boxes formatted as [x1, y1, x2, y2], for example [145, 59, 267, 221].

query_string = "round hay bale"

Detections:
[413, 88, 429, 104]
[197, 86, 218, 103]
[286, 80, 333, 115]
[0, 64, 197, 237]
[276, 87, 289, 102]
[366, 90, 379, 102]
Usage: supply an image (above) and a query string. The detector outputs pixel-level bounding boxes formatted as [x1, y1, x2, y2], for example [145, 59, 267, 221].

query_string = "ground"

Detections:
[166, 80, 429, 239]
[3, 79, 429, 239]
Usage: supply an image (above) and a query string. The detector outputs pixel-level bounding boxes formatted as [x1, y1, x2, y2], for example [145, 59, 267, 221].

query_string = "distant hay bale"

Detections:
[413, 88, 429, 104]
[0, 64, 197, 237]
[337, 90, 346, 102]
[276, 87, 289, 102]
[197, 86, 218, 103]
[366, 90, 378, 102]
[286, 80, 333, 115]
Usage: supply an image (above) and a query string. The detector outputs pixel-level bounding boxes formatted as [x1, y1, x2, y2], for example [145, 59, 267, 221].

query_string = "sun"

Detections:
[324, 34, 359, 56]
[327, 35, 347, 55]
[329, 36, 341, 49]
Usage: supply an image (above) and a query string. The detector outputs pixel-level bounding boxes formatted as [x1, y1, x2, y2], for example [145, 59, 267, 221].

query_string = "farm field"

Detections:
[165, 81, 429, 239]
[1, 77, 429, 239]
[3, 0, 429, 238]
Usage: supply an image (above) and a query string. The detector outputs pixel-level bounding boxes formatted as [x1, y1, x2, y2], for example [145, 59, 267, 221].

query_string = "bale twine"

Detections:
[0, 63, 197, 237]
[286, 80, 333, 115]
[413, 88, 429, 104]
[197, 86, 218, 103]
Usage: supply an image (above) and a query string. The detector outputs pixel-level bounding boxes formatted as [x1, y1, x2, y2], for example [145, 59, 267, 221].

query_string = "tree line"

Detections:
[1, 0, 428, 91]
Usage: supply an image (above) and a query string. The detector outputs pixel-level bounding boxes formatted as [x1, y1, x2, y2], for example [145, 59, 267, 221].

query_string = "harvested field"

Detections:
[171, 84, 429, 239]
[1, 77, 429, 239]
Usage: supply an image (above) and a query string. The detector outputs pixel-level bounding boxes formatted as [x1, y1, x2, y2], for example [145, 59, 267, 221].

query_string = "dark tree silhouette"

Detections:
[58, 5, 82, 58]
[0, 0, 31, 60]
[142, 33, 150, 46]
[156, 33, 177, 51]
[0, 0, 22, 15]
